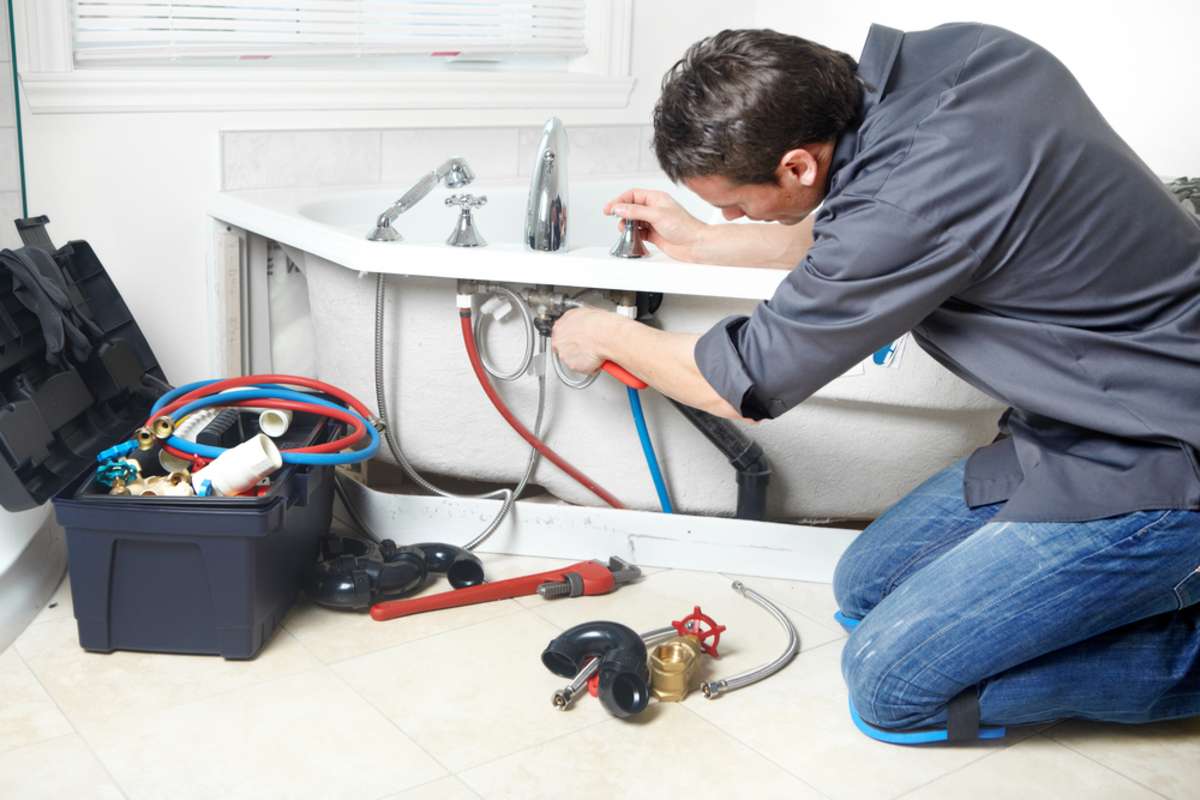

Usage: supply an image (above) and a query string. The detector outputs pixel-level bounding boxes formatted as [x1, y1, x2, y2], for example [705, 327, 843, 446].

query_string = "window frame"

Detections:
[13, 0, 635, 114]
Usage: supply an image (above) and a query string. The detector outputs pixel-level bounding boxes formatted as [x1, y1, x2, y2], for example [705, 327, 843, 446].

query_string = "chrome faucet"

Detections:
[368, 157, 475, 242]
[524, 118, 568, 251]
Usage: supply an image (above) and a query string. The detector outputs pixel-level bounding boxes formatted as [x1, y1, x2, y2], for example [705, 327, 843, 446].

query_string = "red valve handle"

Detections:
[602, 361, 647, 390]
[671, 605, 727, 658]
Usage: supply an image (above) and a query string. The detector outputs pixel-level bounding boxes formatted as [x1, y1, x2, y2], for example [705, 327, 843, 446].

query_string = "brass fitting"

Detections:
[649, 635, 704, 702]
[135, 427, 157, 451]
[151, 416, 175, 439]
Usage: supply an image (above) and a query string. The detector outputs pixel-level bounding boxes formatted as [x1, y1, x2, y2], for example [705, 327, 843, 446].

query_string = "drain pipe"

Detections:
[634, 312, 771, 520]
[668, 400, 771, 520]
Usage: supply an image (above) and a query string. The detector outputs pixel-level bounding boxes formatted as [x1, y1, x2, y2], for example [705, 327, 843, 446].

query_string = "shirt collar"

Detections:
[829, 24, 905, 188]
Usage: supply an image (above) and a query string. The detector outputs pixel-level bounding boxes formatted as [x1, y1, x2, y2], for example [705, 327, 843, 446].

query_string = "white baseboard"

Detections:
[0, 516, 67, 652]
[337, 478, 858, 584]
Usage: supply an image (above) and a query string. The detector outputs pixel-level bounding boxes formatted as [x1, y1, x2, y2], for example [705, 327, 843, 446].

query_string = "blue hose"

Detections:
[626, 387, 673, 513]
[152, 384, 378, 466]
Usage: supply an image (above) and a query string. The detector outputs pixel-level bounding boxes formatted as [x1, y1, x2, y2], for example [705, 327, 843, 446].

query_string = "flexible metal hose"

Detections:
[551, 346, 600, 390]
[701, 581, 799, 698]
[372, 273, 546, 550]
[473, 284, 536, 382]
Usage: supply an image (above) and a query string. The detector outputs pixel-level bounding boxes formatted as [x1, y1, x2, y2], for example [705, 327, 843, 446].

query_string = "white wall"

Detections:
[0, 0, 22, 247]
[755, 0, 1200, 177]
[17, 0, 754, 383]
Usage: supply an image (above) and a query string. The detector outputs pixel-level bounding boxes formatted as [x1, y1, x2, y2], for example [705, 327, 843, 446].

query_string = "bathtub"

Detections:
[210, 175, 1005, 524]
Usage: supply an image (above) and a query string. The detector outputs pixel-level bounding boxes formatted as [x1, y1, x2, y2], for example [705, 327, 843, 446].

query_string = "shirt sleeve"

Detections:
[694, 195, 981, 420]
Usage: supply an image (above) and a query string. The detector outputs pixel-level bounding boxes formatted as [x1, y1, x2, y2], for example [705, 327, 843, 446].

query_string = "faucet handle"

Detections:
[446, 193, 487, 209]
[446, 194, 487, 248]
[610, 219, 649, 258]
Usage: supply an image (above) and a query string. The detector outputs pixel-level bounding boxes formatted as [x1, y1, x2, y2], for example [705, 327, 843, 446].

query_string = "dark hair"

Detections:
[652, 29, 861, 185]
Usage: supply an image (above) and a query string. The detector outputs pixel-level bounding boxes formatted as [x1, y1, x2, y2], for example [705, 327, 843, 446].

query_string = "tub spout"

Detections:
[524, 118, 568, 251]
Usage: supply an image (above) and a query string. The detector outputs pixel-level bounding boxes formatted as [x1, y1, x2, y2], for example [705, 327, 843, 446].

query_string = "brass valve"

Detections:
[151, 415, 175, 439]
[135, 426, 157, 451]
[648, 606, 726, 702]
[650, 635, 704, 702]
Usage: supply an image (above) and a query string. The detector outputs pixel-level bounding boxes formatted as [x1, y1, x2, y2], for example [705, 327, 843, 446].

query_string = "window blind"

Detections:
[73, 1, 589, 63]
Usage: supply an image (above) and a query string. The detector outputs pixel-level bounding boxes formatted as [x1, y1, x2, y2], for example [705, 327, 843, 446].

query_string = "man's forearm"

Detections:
[696, 216, 814, 269]
[596, 315, 744, 419]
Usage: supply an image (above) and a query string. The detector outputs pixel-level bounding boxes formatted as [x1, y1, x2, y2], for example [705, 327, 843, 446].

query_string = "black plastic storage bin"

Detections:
[0, 218, 337, 660]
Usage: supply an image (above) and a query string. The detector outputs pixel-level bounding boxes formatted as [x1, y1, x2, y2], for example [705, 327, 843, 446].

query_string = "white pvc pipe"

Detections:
[257, 408, 293, 438]
[191, 434, 282, 497]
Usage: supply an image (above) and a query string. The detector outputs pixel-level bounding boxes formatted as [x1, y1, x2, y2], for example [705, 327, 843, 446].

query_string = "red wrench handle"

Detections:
[369, 560, 595, 621]
[602, 361, 647, 390]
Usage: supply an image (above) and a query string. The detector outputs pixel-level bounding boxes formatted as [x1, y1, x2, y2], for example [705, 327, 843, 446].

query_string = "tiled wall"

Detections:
[222, 124, 661, 191]
[0, 1, 21, 249]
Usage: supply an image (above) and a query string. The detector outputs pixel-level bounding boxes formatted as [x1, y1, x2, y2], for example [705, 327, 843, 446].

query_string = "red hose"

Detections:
[158, 399, 366, 462]
[146, 374, 375, 429]
[459, 309, 625, 509]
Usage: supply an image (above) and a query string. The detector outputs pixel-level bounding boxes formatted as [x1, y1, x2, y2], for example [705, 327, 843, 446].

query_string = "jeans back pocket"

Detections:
[1173, 567, 1200, 610]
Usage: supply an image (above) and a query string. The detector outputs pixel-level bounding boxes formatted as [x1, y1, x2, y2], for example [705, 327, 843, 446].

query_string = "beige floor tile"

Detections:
[0, 647, 73, 755]
[904, 734, 1162, 799]
[285, 596, 524, 665]
[723, 571, 845, 635]
[382, 775, 480, 799]
[79, 667, 444, 800]
[460, 703, 823, 799]
[334, 610, 611, 772]
[285, 554, 568, 664]
[0, 734, 124, 799]
[1047, 717, 1200, 800]
[684, 639, 1030, 800]
[526, 568, 842, 684]
[15, 618, 320, 727]
[25, 576, 73, 628]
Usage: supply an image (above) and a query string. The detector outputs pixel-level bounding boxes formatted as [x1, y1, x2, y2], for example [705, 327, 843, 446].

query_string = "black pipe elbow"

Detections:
[311, 537, 427, 610]
[668, 399, 772, 521]
[542, 621, 650, 718]
[415, 542, 485, 588]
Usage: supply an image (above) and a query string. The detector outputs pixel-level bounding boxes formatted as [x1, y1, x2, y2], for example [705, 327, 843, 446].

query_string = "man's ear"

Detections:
[777, 146, 821, 187]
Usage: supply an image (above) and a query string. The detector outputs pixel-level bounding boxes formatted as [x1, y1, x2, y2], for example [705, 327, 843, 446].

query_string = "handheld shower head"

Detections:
[444, 159, 475, 189]
[368, 157, 476, 241]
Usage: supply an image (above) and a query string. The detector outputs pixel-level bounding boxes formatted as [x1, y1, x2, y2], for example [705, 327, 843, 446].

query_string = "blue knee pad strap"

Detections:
[848, 697, 1006, 745]
[833, 610, 861, 632]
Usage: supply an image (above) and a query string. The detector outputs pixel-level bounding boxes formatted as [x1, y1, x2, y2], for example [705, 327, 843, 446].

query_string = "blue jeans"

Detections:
[834, 459, 1200, 730]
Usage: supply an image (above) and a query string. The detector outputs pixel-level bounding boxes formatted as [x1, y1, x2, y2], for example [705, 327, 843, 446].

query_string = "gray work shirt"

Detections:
[694, 22, 1200, 523]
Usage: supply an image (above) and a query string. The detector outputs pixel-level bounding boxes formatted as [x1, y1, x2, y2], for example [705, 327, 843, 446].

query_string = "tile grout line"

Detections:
[675, 700, 834, 800]
[324, 666, 459, 797]
[307, 600, 530, 668]
[322, 607, 594, 788]
[12, 646, 132, 800]
[1049, 734, 1174, 799]
[715, 571, 847, 636]
[453, 716, 616, 793]
[889, 743, 1022, 799]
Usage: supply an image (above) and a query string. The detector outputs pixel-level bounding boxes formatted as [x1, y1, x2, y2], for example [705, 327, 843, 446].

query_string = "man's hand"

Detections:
[551, 307, 615, 374]
[605, 187, 815, 269]
[604, 188, 709, 263]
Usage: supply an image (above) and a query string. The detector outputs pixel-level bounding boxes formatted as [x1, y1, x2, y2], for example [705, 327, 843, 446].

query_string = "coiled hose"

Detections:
[370, 274, 546, 551]
[473, 284, 536, 382]
[701, 581, 799, 698]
